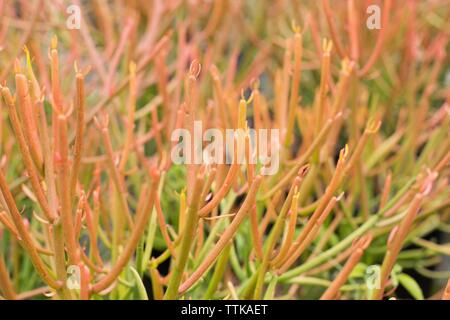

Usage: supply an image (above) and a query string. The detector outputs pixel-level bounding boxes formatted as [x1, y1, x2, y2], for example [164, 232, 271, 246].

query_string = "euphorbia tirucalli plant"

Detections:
[0, 0, 449, 300]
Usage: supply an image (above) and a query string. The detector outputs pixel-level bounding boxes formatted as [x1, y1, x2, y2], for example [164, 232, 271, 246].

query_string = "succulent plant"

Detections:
[0, 0, 448, 300]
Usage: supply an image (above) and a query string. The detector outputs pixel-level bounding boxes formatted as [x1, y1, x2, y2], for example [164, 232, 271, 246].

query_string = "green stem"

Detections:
[164, 174, 204, 299]
[204, 243, 231, 299]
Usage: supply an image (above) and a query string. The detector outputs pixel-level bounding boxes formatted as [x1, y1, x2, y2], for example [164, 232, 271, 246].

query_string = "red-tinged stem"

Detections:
[0, 251, 16, 299]
[264, 113, 341, 199]
[246, 131, 263, 259]
[198, 137, 240, 217]
[285, 30, 302, 148]
[96, 117, 134, 229]
[278, 148, 348, 273]
[380, 171, 392, 210]
[320, 235, 372, 299]
[0, 211, 20, 238]
[70, 72, 86, 198]
[155, 194, 176, 257]
[0, 0, 41, 81]
[0, 168, 60, 289]
[15, 73, 43, 171]
[91, 169, 160, 294]
[84, 31, 172, 128]
[347, 0, 360, 61]
[442, 279, 450, 300]
[373, 192, 425, 300]
[119, 62, 137, 173]
[322, 0, 347, 59]
[254, 174, 304, 299]
[1, 87, 57, 223]
[80, 265, 90, 300]
[57, 115, 80, 265]
[35, 97, 70, 299]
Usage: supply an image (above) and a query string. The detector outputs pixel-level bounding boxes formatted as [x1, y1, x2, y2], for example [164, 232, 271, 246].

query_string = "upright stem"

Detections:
[15, 72, 43, 171]
[96, 116, 134, 229]
[285, 27, 302, 149]
[372, 191, 426, 299]
[0, 168, 60, 289]
[91, 169, 160, 293]
[1, 86, 56, 223]
[70, 71, 86, 198]
[164, 172, 204, 299]
[36, 98, 70, 299]
[0, 251, 16, 299]
[179, 176, 262, 295]
[254, 174, 303, 299]
[57, 115, 79, 266]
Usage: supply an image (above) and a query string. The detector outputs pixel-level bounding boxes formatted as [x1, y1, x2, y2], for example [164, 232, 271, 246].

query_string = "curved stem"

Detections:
[164, 172, 205, 299]
[0, 168, 60, 289]
[91, 169, 160, 294]
[179, 176, 262, 295]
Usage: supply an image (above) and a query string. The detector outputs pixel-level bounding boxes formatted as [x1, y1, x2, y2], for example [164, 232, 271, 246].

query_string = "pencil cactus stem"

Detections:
[278, 147, 348, 273]
[0, 1, 447, 301]
[373, 190, 428, 300]
[0, 168, 60, 289]
[204, 243, 231, 299]
[331, 60, 354, 116]
[178, 188, 187, 234]
[95, 117, 134, 229]
[263, 113, 341, 200]
[359, 0, 393, 77]
[237, 99, 247, 129]
[185, 60, 200, 200]
[1, 86, 56, 224]
[70, 71, 86, 198]
[0, 251, 16, 299]
[15, 73, 43, 171]
[271, 190, 300, 266]
[285, 28, 302, 148]
[91, 168, 160, 294]
[246, 131, 262, 259]
[200, 167, 217, 205]
[442, 279, 450, 300]
[322, 0, 347, 59]
[23, 46, 41, 102]
[347, 0, 359, 62]
[316, 39, 332, 130]
[320, 234, 372, 300]
[155, 194, 176, 257]
[380, 171, 392, 210]
[0, 211, 20, 238]
[165, 171, 205, 299]
[179, 175, 262, 295]
[119, 61, 137, 173]
[344, 120, 381, 175]
[254, 174, 304, 299]
[57, 115, 79, 265]
[198, 136, 240, 217]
